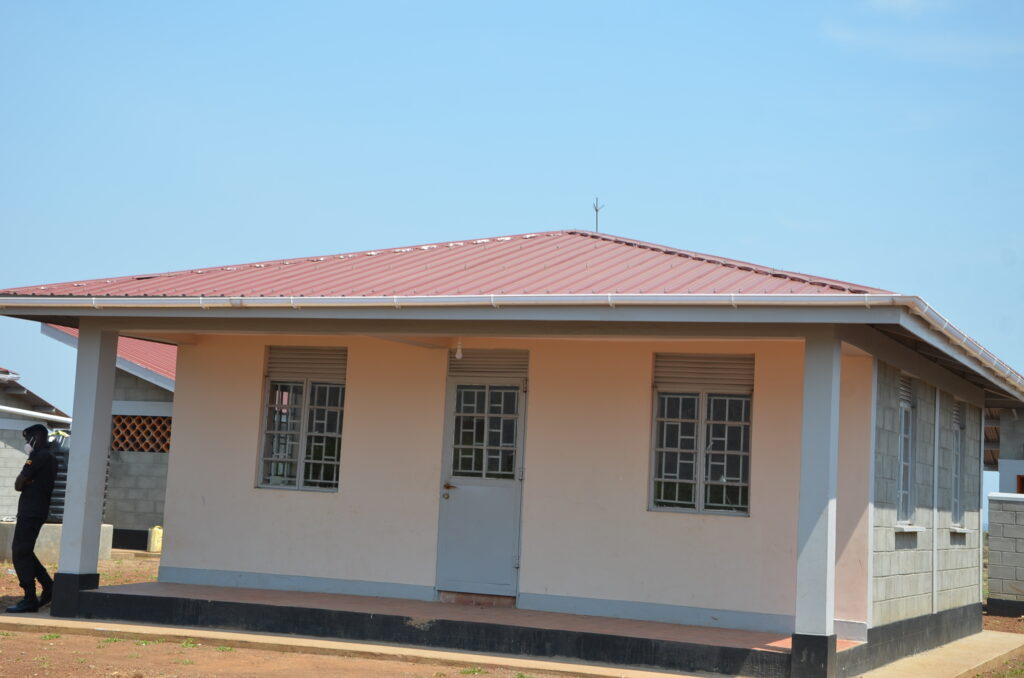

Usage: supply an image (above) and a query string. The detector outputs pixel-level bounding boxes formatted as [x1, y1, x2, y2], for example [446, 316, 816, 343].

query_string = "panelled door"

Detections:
[436, 350, 527, 596]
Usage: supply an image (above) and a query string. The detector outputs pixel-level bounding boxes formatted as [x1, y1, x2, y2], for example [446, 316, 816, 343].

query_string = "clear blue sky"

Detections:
[1, 2, 1021, 441]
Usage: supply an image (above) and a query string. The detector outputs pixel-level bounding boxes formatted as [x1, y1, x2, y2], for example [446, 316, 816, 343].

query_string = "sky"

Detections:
[0, 2, 1021, 497]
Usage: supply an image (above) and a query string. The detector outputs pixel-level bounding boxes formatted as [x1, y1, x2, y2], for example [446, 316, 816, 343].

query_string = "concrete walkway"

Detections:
[857, 630, 1024, 678]
[0, 613, 727, 678]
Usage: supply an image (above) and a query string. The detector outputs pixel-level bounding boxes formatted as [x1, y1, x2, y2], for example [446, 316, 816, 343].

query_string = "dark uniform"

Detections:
[8, 424, 57, 612]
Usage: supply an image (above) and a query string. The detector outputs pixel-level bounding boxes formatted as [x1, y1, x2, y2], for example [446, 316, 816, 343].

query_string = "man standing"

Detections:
[6, 423, 57, 613]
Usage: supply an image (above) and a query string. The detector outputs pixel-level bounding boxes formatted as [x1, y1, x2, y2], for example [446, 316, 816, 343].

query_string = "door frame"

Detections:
[434, 375, 528, 597]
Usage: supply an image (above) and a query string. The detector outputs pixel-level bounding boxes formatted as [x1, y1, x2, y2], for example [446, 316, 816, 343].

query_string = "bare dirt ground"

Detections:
[0, 556, 574, 678]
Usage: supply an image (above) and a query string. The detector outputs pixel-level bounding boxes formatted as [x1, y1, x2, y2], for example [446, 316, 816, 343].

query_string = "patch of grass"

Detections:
[100, 637, 122, 643]
[215, 645, 233, 652]
[514, 674, 537, 678]
[0, 631, 14, 637]
[40, 633, 61, 640]
[460, 669, 488, 675]
[181, 637, 200, 648]
[176, 658, 195, 665]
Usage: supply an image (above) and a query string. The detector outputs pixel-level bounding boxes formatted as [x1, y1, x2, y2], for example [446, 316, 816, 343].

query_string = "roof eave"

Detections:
[2, 292, 1022, 405]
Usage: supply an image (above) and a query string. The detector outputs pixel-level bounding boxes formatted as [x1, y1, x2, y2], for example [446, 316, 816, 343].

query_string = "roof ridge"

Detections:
[558, 230, 884, 294]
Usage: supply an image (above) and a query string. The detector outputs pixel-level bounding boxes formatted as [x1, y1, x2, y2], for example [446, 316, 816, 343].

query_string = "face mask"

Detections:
[23, 443, 33, 453]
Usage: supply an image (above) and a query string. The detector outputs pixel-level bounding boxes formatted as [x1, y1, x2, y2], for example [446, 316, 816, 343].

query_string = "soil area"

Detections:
[3, 555, 1023, 677]
[0, 555, 571, 677]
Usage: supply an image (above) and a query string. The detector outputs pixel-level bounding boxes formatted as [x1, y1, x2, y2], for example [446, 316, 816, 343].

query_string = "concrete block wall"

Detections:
[936, 396, 981, 612]
[102, 450, 168, 530]
[0, 428, 28, 518]
[873, 362, 982, 626]
[114, 370, 173, 403]
[988, 495, 1024, 601]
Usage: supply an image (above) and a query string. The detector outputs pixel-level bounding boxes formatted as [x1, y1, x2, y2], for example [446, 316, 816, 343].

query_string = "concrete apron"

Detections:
[0, 522, 114, 562]
[857, 630, 1024, 678]
[0, 614, 717, 678]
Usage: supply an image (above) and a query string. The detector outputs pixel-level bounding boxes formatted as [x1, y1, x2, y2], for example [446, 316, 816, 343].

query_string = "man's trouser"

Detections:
[11, 516, 51, 595]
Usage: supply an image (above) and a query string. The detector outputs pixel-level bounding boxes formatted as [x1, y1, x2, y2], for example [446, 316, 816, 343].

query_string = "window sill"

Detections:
[949, 526, 970, 534]
[895, 524, 926, 533]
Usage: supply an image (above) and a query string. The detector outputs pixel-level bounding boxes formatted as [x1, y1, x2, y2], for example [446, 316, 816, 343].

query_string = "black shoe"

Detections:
[38, 586, 52, 608]
[5, 598, 39, 614]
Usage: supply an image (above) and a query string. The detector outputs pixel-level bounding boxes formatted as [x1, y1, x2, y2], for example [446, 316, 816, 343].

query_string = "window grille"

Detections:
[447, 349, 527, 480]
[897, 376, 915, 523]
[452, 384, 519, 479]
[259, 346, 346, 491]
[110, 415, 172, 453]
[652, 354, 753, 514]
[952, 403, 965, 526]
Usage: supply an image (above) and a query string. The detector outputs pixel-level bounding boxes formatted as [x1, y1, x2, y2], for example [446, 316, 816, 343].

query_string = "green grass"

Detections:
[460, 669, 488, 675]
[215, 645, 233, 652]
[40, 633, 60, 640]
[181, 637, 200, 648]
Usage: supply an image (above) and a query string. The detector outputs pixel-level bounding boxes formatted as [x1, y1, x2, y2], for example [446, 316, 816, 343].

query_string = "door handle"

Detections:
[443, 483, 458, 490]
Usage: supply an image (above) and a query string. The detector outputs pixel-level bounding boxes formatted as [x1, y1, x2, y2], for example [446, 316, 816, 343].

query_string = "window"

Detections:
[896, 376, 915, 523]
[651, 354, 754, 514]
[258, 347, 347, 491]
[952, 403, 965, 527]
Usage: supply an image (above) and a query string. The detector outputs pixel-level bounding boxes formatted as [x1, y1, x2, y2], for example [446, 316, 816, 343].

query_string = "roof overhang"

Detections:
[2, 292, 1022, 407]
[40, 324, 175, 393]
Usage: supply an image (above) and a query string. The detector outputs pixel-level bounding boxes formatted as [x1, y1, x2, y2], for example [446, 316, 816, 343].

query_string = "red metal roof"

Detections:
[0, 231, 890, 298]
[50, 326, 176, 382]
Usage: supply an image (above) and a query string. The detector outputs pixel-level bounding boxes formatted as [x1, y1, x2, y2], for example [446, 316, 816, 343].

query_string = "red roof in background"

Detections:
[50, 326, 176, 381]
[0, 231, 891, 298]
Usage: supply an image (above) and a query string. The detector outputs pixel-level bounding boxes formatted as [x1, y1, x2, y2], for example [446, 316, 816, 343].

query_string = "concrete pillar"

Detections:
[792, 329, 841, 678]
[52, 323, 118, 618]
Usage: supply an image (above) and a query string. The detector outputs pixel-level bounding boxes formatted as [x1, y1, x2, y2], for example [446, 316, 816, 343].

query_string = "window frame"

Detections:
[896, 396, 915, 524]
[257, 376, 345, 493]
[951, 405, 965, 528]
[648, 389, 753, 516]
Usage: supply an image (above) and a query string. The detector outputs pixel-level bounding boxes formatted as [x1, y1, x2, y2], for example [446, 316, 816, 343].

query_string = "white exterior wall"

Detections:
[161, 335, 447, 594]
[161, 334, 874, 633]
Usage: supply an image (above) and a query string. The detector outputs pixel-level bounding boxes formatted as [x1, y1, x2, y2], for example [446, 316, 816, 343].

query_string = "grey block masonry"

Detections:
[873, 362, 982, 626]
[986, 494, 1024, 601]
[114, 370, 173, 403]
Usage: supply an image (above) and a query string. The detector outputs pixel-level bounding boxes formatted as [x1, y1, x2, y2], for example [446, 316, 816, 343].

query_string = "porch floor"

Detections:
[70, 581, 861, 677]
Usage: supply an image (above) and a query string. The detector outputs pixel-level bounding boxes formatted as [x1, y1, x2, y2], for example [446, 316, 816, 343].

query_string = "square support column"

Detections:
[792, 329, 841, 678]
[52, 323, 118, 618]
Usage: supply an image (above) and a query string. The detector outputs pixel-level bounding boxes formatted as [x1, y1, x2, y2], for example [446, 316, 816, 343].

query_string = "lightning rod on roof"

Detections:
[593, 197, 605, 233]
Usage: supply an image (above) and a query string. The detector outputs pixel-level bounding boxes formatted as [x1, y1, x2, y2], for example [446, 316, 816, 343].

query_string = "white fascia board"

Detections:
[899, 306, 1024, 403]
[40, 323, 174, 394]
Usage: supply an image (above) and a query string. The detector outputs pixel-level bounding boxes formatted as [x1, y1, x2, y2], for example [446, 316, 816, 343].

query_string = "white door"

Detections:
[436, 379, 525, 596]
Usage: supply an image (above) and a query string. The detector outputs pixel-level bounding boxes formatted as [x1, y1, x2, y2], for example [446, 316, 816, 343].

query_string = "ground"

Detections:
[0, 556, 573, 678]
[0, 555, 1021, 677]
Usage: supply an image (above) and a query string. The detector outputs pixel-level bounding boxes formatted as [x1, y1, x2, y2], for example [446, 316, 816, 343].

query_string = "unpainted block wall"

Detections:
[0, 390, 40, 519]
[987, 497, 1024, 601]
[873, 362, 981, 626]
[102, 450, 168, 530]
[114, 371, 173, 403]
[936, 395, 982, 611]
[103, 369, 172, 530]
[0, 428, 28, 518]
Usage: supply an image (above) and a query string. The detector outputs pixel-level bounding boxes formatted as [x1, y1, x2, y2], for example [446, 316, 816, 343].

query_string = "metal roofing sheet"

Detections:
[0, 230, 891, 298]
[51, 326, 177, 381]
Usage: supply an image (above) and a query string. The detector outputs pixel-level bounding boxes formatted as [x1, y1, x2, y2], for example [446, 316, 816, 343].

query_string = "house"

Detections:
[42, 325, 176, 549]
[0, 366, 70, 518]
[1, 230, 1021, 678]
